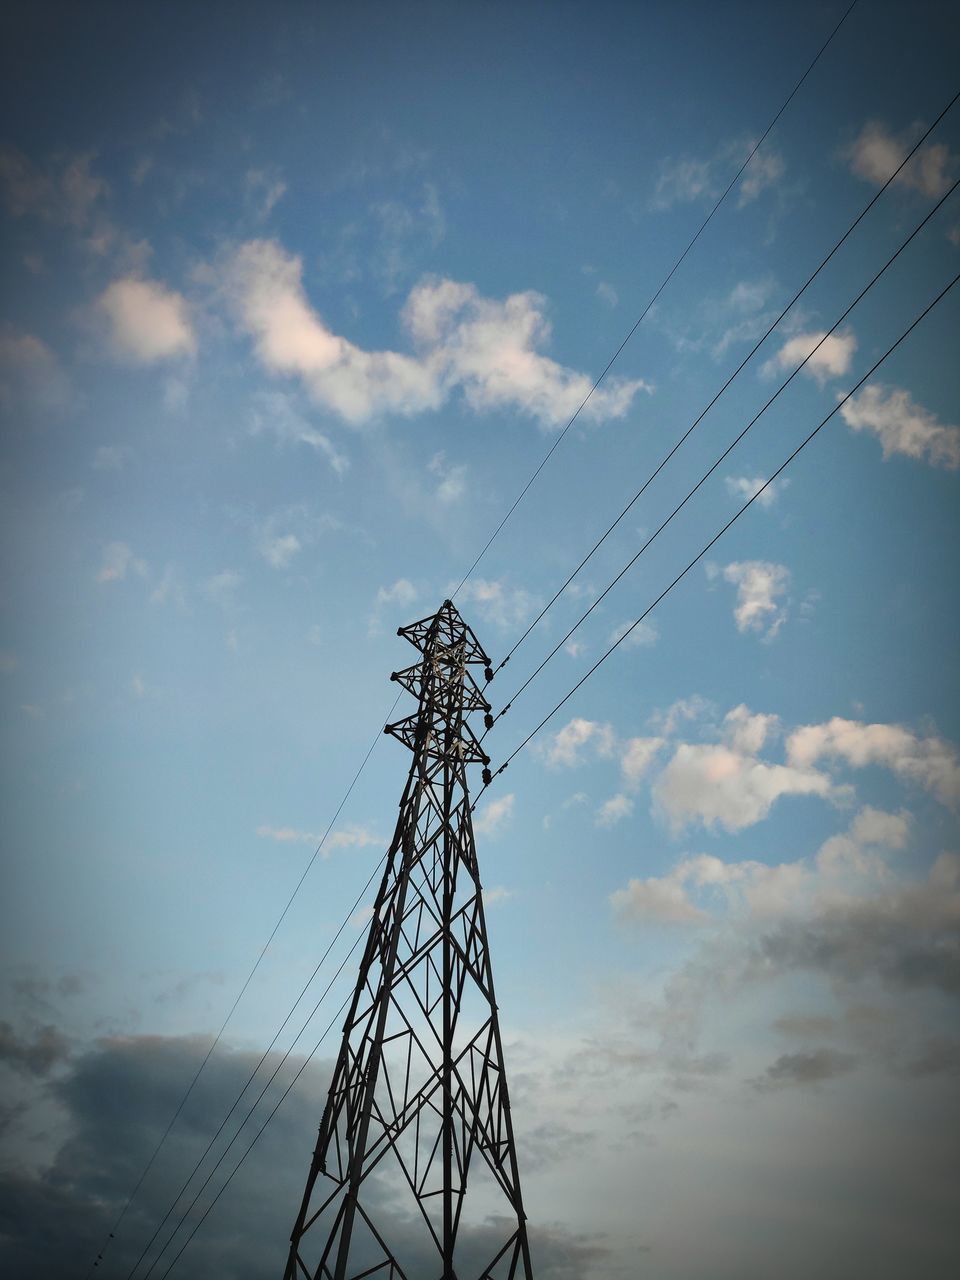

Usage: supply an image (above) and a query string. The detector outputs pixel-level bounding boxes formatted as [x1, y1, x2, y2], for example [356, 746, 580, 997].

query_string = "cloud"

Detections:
[428, 451, 467, 504]
[0, 329, 71, 417]
[595, 793, 634, 827]
[455, 578, 538, 630]
[96, 277, 196, 364]
[611, 804, 917, 930]
[0, 1021, 69, 1076]
[595, 281, 618, 308]
[608, 619, 658, 649]
[761, 329, 856, 385]
[249, 391, 349, 474]
[253, 506, 338, 571]
[544, 718, 616, 768]
[473, 793, 515, 838]
[256, 823, 380, 854]
[708, 560, 790, 640]
[787, 717, 960, 806]
[845, 121, 956, 198]
[621, 736, 664, 787]
[0, 1034, 608, 1280]
[652, 137, 784, 211]
[245, 167, 287, 220]
[221, 240, 649, 427]
[737, 148, 785, 207]
[611, 864, 710, 925]
[752, 1048, 858, 1091]
[203, 570, 242, 607]
[96, 542, 146, 584]
[653, 706, 840, 833]
[723, 475, 787, 509]
[369, 578, 418, 634]
[839, 384, 960, 469]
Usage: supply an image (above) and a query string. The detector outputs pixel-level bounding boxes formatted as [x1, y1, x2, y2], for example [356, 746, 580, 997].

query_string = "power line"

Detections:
[481, 174, 958, 736]
[157, 991, 355, 1280]
[83, 691, 400, 1279]
[448, 0, 860, 602]
[491, 86, 960, 679]
[140, 929, 367, 1280]
[123, 851, 387, 1279]
[476, 266, 959, 797]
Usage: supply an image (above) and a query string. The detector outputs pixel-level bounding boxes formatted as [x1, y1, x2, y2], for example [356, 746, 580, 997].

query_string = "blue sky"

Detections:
[1, 2, 959, 1276]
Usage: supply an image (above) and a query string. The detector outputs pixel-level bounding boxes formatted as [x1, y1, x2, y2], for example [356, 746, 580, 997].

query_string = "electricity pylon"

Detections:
[283, 601, 534, 1280]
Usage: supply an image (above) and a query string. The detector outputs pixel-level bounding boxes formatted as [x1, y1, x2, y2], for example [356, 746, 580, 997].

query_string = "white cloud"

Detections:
[455, 578, 537, 630]
[612, 803, 910, 927]
[595, 281, 618, 308]
[256, 821, 380, 854]
[839, 384, 960, 470]
[652, 138, 784, 211]
[651, 705, 836, 835]
[203, 570, 242, 607]
[761, 330, 856, 385]
[428, 451, 467, 504]
[620, 736, 664, 787]
[545, 717, 616, 768]
[221, 239, 650, 427]
[608, 619, 659, 649]
[150, 564, 186, 608]
[249, 390, 349, 474]
[787, 717, 960, 806]
[259, 532, 300, 568]
[245, 167, 287, 220]
[483, 885, 514, 906]
[596, 793, 634, 827]
[369, 578, 418, 634]
[376, 578, 418, 609]
[738, 148, 785, 207]
[845, 121, 956, 198]
[255, 506, 339, 571]
[97, 276, 196, 364]
[723, 475, 787, 509]
[473, 793, 515, 838]
[96, 542, 146, 584]
[709, 560, 791, 640]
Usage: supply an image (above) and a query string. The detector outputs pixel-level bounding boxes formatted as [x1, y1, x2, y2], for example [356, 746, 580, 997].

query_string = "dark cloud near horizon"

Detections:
[751, 1047, 859, 1091]
[0, 1033, 611, 1279]
[0, 1019, 70, 1076]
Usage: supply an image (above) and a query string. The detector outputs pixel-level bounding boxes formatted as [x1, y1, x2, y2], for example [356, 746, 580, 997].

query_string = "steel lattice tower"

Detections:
[283, 601, 534, 1280]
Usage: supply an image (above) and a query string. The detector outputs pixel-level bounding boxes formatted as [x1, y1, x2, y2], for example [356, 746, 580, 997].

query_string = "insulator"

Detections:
[482, 767, 492, 785]
[390, 671, 398, 681]
[484, 666, 494, 682]
[484, 713, 494, 730]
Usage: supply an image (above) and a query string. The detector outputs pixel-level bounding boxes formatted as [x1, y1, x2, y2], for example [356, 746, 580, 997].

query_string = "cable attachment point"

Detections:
[482, 767, 492, 786]
[484, 712, 494, 730]
[484, 665, 494, 683]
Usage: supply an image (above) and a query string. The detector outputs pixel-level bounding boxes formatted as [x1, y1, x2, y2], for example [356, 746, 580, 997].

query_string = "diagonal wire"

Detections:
[124, 850, 387, 1279]
[491, 85, 960, 677]
[480, 174, 959, 736]
[84, 690, 401, 1279]
[140, 928, 367, 1279]
[156, 991, 355, 1280]
[450, 0, 860, 602]
[475, 267, 960, 799]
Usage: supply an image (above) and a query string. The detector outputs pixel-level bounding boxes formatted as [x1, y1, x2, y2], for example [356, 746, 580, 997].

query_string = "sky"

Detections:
[1, 1, 959, 1276]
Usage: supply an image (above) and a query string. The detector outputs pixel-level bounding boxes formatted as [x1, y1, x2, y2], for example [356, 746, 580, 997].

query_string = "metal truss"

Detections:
[283, 601, 534, 1280]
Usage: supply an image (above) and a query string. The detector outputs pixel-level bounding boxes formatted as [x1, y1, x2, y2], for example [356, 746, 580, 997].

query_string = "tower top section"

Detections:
[395, 598, 492, 672]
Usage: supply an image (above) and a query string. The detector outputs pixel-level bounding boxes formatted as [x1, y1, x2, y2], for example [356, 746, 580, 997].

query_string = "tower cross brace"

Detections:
[283, 600, 534, 1280]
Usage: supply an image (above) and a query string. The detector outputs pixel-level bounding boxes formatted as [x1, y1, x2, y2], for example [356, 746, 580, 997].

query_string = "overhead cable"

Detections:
[482, 174, 958, 736]
[448, 0, 860, 602]
[492, 86, 959, 678]
[476, 267, 960, 798]
[84, 691, 400, 1279]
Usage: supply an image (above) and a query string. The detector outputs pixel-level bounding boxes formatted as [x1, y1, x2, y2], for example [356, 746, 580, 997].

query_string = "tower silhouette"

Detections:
[283, 601, 533, 1279]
